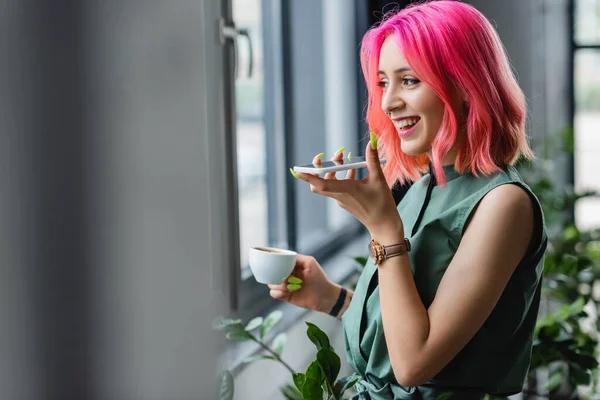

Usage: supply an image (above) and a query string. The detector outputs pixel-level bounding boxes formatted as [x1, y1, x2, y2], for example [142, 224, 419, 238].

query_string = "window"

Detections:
[574, 0, 600, 229]
[233, 0, 269, 269]
[230, 0, 365, 319]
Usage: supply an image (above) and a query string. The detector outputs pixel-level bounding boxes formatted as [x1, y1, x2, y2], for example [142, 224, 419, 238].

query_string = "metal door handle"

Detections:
[220, 19, 254, 79]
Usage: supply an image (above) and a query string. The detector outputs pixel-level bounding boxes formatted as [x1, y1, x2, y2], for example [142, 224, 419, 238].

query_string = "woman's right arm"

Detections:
[268, 254, 354, 319]
[319, 283, 354, 320]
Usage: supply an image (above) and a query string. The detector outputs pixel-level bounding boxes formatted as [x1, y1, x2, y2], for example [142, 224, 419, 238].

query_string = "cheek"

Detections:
[422, 98, 446, 136]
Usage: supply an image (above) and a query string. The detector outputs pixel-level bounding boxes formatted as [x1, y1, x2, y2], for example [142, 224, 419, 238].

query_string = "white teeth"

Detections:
[398, 118, 419, 129]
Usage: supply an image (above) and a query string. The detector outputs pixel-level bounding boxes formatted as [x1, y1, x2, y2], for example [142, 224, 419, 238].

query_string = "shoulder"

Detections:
[481, 183, 533, 212]
[468, 183, 534, 236]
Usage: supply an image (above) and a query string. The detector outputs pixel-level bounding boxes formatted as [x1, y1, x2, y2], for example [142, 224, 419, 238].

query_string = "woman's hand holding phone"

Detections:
[292, 147, 386, 176]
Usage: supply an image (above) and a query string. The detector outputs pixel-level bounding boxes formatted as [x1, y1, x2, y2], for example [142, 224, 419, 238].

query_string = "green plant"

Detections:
[213, 312, 358, 400]
[519, 127, 600, 398]
[291, 322, 359, 399]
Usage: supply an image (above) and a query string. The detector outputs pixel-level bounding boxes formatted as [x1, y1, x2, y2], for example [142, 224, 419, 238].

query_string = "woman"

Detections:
[273, 1, 547, 399]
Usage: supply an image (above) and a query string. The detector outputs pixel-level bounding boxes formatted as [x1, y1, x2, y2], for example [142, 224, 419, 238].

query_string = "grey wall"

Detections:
[0, 1, 229, 399]
[0, 1, 42, 398]
[88, 1, 229, 399]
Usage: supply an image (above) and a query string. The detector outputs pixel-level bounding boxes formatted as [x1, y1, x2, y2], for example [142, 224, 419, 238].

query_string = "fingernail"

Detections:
[315, 152, 324, 159]
[370, 132, 377, 150]
[288, 276, 303, 284]
[289, 168, 300, 179]
[347, 151, 353, 161]
[287, 284, 301, 292]
[335, 147, 346, 155]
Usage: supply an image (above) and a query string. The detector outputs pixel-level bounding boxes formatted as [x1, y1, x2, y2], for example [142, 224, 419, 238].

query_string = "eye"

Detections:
[376, 80, 389, 90]
[403, 78, 420, 86]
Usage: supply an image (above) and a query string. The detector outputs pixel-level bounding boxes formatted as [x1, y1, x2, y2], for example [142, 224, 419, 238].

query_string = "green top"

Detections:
[342, 165, 547, 400]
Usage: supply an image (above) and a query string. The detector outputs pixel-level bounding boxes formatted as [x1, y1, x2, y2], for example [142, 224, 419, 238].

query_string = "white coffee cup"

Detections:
[248, 246, 297, 284]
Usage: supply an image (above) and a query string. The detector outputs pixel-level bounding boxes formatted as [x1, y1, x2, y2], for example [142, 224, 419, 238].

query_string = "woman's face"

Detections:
[377, 36, 449, 157]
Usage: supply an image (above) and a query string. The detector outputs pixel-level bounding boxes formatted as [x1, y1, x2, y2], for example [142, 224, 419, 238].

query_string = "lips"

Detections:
[392, 116, 421, 128]
[395, 118, 420, 138]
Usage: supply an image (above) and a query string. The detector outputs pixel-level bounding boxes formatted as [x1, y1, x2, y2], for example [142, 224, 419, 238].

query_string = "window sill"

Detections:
[218, 230, 370, 376]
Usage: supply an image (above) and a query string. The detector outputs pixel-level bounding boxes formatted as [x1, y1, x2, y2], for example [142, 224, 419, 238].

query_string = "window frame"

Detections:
[572, 0, 600, 224]
[227, 0, 370, 322]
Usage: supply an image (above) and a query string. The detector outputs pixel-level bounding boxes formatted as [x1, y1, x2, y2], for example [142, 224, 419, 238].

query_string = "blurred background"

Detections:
[1, 0, 599, 399]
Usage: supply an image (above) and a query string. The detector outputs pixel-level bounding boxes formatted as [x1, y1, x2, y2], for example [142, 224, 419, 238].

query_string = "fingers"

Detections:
[269, 288, 290, 301]
[267, 255, 313, 302]
[299, 173, 348, 196]
[312, 152, 324, 166]
[324, 147, 345, 180]
[345, 167, 356, 181]
[267, 275, 303, 293]
[309, 148, 356, 181]
[295, 254, 316, 267]
[268, 280, 300, 301]
[365, 132, 384, 181]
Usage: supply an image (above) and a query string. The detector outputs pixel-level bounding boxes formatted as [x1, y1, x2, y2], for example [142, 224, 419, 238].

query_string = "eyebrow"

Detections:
[377, 67, 412, 75]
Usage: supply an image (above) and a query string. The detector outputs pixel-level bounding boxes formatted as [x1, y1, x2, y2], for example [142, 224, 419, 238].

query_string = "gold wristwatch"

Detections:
[368, 238, 411, 265]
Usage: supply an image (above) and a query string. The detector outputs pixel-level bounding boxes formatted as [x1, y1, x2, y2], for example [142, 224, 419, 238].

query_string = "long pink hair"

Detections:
[361, 0, 533, 187]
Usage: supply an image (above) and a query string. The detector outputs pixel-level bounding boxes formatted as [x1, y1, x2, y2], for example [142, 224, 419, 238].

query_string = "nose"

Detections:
[381, 86, 405, 116]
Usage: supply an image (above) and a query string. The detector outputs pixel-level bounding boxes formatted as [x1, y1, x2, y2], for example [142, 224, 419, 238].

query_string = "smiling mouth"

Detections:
[396, 117, 421, 130]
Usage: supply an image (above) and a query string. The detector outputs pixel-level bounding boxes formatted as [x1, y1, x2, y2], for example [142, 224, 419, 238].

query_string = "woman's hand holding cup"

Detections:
[268, 254, 340, 314]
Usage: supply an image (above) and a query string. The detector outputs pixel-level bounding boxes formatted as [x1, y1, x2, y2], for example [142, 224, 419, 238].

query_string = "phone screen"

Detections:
[294, 156, 367, 169]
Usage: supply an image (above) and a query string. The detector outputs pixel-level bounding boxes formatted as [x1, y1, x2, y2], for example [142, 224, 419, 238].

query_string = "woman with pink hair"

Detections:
[271, 1, 547, 398]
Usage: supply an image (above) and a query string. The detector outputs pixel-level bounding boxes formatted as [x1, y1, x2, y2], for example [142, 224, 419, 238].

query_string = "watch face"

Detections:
[368, 242, 375, 260]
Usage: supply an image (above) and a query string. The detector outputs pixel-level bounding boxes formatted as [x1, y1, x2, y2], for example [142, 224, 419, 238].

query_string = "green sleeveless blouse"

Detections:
[342, 165, 547, 400]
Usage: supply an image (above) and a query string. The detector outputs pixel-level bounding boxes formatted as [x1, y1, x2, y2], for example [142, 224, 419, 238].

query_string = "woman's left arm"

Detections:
[374, 183, 533, 387]
[294, 136, 534, 388]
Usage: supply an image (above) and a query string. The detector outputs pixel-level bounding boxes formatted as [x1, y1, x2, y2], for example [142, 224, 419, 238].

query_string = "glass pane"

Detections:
[293, 0, 361, 254]
[575, 0, 600, 45]
[575, 50, 600, 229]
[233, 0, 268, 269]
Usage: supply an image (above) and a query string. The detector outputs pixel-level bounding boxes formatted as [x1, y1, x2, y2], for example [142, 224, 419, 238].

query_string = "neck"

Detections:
[427, 147, 458, 167]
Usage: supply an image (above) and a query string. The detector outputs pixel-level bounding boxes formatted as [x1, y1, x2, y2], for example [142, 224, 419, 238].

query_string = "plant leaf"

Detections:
[435, 391, 455, 400]
[305, 360, 325, 384]
[302, 377, 324, 400]
[272, 332, 287, 356]
[561, 125, 574, 154]
[545, 370, 563, 393]
[260, 310, 283, 339]
[280, 383, 302, 400]
[242, 353, 276, 363]
[569, 363, 592, 386]
[306, 321, 332, 350]
[317, 348, 341, 385]
[218, 370, 234, 400]
[352, 256, 369, 267]
[244, 317, 263, 332]
[212, 317, 243, 331]
[292, 373, 306, 391]
[226, 331, 252, 342]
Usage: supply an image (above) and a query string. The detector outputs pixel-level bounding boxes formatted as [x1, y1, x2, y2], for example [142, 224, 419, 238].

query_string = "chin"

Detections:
[400, 142, 428, 156]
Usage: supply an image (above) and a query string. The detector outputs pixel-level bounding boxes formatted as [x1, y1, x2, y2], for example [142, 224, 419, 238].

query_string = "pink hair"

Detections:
[361, 0, 534, 187]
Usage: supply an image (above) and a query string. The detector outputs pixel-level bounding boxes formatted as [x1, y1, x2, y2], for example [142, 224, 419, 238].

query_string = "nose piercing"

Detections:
[385, 111, 392, 116]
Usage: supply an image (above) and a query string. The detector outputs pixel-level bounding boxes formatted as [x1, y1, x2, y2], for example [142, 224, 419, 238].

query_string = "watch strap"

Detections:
[370, 238, 411, 264]
[329, 287, 347, 317]
[383, 239, 411, 257]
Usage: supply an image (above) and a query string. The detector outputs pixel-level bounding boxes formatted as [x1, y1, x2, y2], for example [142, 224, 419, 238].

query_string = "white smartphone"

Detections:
[293, 156, 387, 174]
